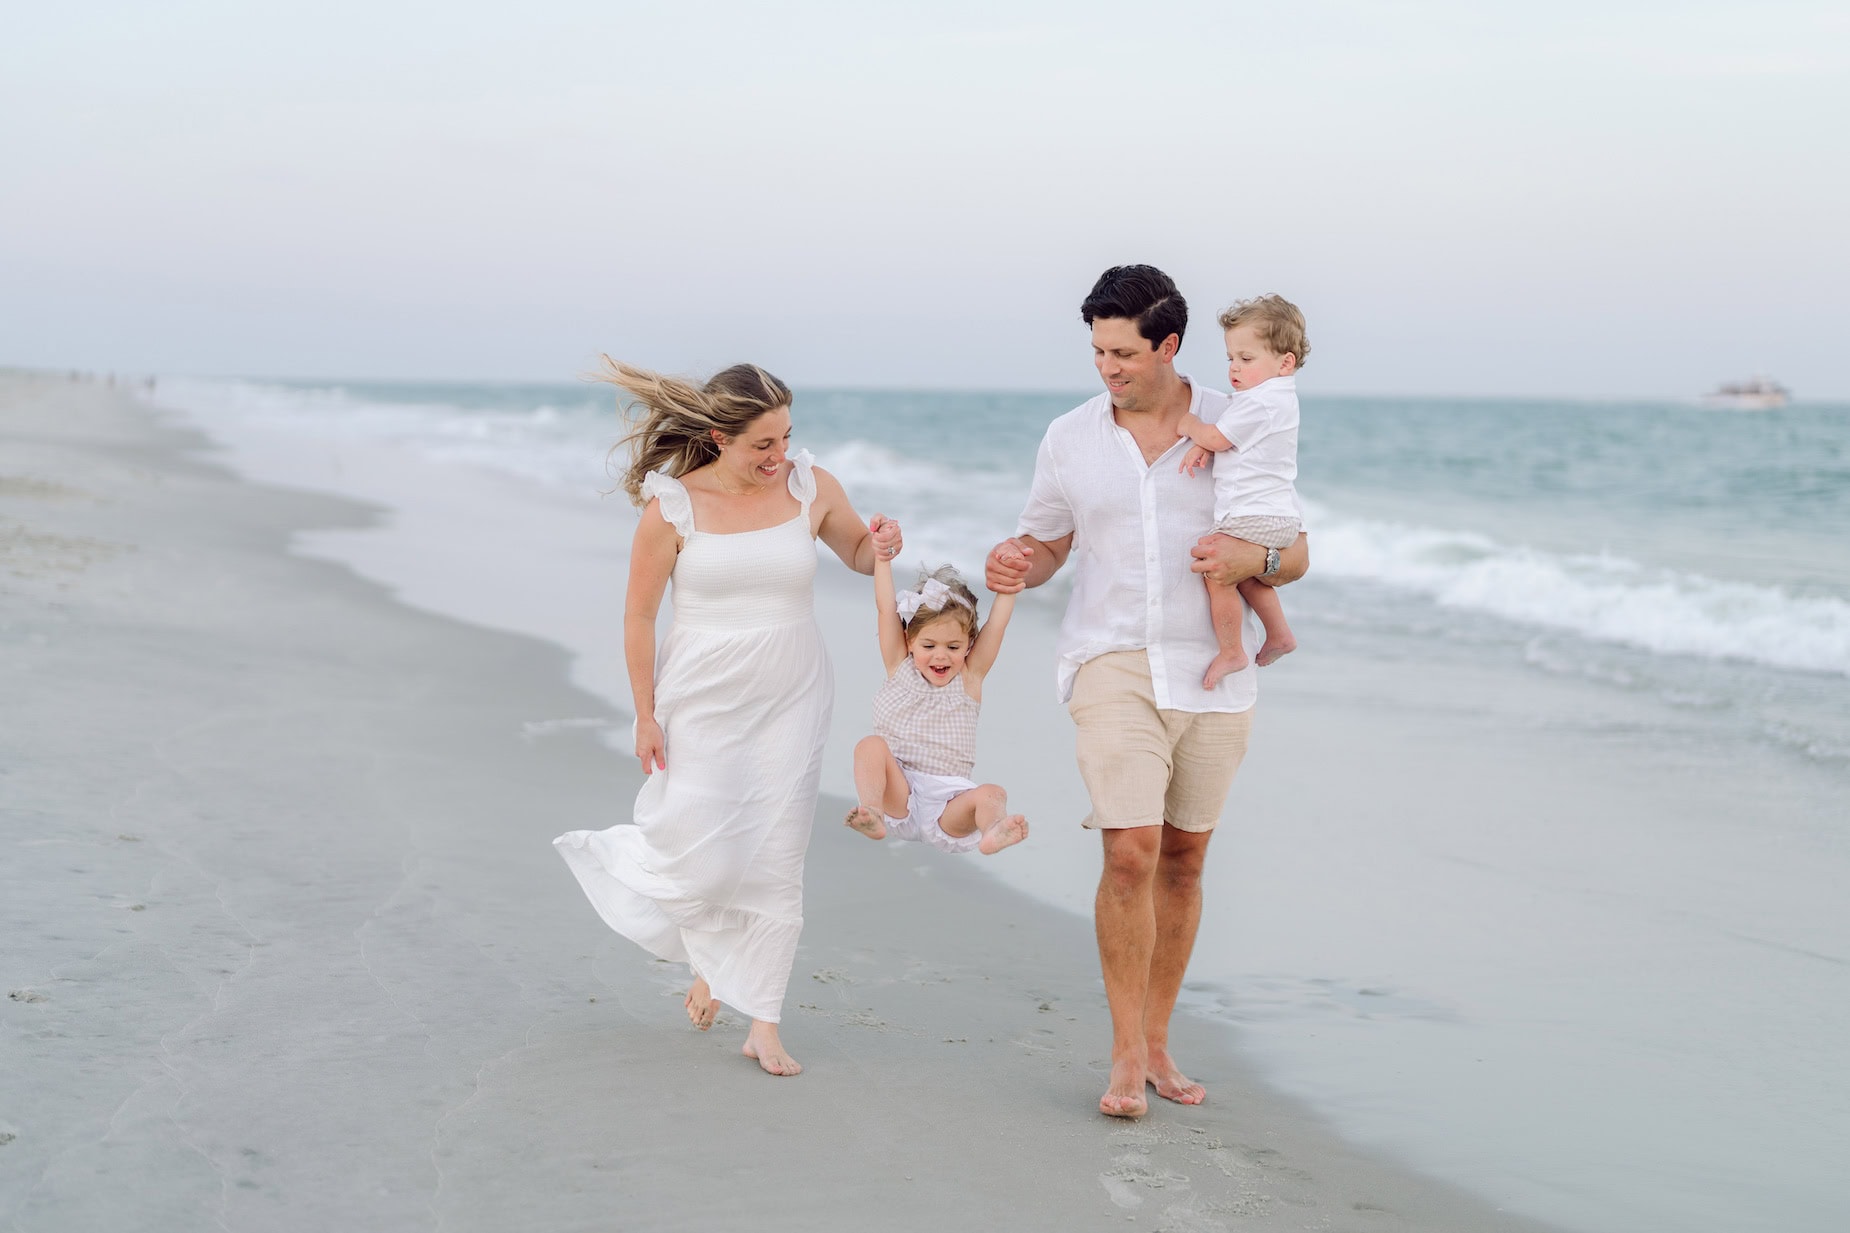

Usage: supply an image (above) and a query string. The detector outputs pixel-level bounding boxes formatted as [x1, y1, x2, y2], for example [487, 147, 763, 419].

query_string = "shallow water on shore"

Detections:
[156, 375, 1850, 1233]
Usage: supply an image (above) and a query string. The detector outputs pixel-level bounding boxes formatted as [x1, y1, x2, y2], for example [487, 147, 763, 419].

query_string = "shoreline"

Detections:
[116, 371, 1850, 1232]
[0, 371, 1565, 1229]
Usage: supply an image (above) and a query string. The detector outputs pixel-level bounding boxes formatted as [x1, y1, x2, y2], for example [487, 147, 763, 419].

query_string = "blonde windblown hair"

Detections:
[602, 358, 793, 506]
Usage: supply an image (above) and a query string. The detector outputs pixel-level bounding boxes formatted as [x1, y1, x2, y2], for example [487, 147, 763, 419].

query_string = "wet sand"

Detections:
[0, 371, 1561, 1231]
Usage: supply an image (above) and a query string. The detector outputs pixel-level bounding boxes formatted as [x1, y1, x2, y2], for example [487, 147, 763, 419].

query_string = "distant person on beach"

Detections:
[553, 360, 901, 1078]
[842, 556, 1030, 856]
[1176, 294, 1310, 685]
[986, 265, 1307, 1118]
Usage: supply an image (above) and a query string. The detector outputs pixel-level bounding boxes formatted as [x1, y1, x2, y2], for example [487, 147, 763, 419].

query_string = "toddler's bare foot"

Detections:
[1255, 632, 1297, 667]
[844, 805, 886, 840]
[742, 1021, 802, 1076]
[1099, 1052, 1149, 1118]
[1202, 648, 1248, 689]
[978, 813, 1028, 855]
[684, 977, 719, 1031]
[1145, 1047, 1206, 1105]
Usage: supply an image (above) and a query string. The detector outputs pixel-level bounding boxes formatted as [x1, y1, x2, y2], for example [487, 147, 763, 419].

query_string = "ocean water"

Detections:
[156, 375, 1850, 1232]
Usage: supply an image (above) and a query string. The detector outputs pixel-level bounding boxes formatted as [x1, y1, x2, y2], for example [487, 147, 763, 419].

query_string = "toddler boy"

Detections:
[1177, 294, 1308, 687]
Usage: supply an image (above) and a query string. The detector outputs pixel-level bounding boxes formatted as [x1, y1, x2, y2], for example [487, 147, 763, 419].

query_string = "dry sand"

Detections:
[1, 371, 1561, 1231]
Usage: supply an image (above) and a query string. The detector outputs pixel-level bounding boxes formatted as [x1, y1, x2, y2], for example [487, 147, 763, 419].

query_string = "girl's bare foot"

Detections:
[684, 977, 719, 1031]
[1254, 632, 1297, 666]
[1202, 647, 1248, 689]
[844, 805, 886, 840]
[742, 1020, 802, 1076]
[978, 813, 1028, 855]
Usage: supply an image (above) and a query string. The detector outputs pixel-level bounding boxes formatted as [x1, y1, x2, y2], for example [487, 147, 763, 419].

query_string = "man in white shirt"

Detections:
[986, 265, 1308, 1119]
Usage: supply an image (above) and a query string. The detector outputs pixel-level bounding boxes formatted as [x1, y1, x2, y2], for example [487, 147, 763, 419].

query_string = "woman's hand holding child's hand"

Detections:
[869, 514, 903, 561]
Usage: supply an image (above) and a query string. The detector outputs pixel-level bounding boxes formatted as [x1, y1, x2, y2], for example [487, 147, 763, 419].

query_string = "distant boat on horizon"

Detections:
[1703, 376, 1790, 410]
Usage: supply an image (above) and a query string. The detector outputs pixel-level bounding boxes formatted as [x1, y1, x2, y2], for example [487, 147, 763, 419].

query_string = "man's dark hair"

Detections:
[1080, 265, 1188, 351]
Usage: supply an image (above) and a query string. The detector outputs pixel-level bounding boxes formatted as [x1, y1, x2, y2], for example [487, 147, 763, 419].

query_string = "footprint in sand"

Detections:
[1098, 1148, 1190, 1210]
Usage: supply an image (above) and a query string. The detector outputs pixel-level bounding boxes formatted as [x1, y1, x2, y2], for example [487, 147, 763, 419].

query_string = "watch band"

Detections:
[1262, 546, 1281, 577]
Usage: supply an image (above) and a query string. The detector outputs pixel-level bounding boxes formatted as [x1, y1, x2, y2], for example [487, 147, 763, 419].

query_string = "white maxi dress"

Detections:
[553, 452, 832, 1023]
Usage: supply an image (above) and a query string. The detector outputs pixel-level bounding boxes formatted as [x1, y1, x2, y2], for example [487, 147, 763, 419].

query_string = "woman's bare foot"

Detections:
[1254, 632, 1297, 667]
[1202, 647, 1249, 689]
[844, 805, 886, 840]
[1099, 1052, 1149, 1118]
[742, 1020, 802, 1076]
[684, 978, 719, 1031]
[978, 814, 1028, 855]
[1145, 1047, 1206, 1105]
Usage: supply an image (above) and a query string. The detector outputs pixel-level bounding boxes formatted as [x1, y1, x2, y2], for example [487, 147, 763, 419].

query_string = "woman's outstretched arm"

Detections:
[812, 465, 899, 574]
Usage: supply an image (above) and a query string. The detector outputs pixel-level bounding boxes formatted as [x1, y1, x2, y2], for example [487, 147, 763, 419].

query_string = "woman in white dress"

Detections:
[554, 361, 900, 1077]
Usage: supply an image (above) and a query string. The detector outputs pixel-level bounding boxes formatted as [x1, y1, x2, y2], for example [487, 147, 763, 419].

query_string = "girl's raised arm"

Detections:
[870, 528, 908, 674]
[965, 589, 1016, 681]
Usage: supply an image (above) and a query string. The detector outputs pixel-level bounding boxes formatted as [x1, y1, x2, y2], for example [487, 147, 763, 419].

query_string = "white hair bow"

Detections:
[895, 578, 971, 622]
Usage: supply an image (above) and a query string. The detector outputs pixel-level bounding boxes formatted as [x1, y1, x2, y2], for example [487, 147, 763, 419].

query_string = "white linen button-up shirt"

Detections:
[1016, 377, 1257, 714]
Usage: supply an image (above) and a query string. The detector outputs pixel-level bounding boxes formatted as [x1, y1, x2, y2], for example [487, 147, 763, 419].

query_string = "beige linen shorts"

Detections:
[1211, 513, 1301, 550]
[1067, 650, 1252, 832]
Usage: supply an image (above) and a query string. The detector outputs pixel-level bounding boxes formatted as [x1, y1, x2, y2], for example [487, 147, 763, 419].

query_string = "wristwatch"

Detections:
[1262, 546, 1281, 577]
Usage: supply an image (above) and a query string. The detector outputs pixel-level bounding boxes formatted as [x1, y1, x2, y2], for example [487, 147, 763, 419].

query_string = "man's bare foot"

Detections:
[742, 1021, 802, 1076]
[684, 978, 719, 1031]
[1255, 632, 1297, 667]
[1202, 647, 1249, 689]
[1145, 1047, 1206, 1105]
[978, 814, 1028, 855]
[844, 805, 886, 840]
[1099, 1052, 1149, 1118]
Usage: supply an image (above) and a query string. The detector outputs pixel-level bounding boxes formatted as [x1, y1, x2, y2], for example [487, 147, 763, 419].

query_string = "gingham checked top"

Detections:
[872, 663, 979, 778]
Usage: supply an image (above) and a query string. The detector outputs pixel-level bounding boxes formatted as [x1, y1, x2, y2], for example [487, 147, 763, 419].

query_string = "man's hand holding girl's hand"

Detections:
[986, 538, 1033, 593]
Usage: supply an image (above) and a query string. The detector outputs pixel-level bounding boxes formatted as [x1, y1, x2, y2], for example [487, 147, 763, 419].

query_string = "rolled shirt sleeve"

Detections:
[1015, 430, 1075, 542]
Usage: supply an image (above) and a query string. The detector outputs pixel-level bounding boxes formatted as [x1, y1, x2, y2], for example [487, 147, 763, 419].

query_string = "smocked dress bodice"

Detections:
[872, 663, 980, 779]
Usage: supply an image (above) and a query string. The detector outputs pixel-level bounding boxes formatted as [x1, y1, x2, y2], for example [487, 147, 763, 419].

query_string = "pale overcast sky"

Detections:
[3, 1, 1847, 397]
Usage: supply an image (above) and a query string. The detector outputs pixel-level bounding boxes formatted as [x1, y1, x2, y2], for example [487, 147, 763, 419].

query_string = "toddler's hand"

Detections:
[1179, 444, 1213, 477]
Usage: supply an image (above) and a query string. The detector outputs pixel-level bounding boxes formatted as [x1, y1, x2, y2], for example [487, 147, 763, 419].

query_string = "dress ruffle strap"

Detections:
[641, 470, 695, 539]
[786, 448, 818, 511]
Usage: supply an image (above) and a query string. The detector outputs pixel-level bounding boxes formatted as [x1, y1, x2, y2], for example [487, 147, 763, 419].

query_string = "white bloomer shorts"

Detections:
[886, 766, 982, 855]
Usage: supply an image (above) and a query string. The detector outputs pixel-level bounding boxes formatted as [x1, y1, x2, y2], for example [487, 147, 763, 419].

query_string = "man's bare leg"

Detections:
[1096, 826, 1162, 1117]
[1238, 577, 1296, 667]
[1202, 578, 1248, 688]
[1144, 824, 1211, 1104]
[742, 1019, 801, 1076]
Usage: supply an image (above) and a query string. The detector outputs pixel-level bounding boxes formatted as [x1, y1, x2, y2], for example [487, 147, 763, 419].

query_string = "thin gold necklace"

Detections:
[712, 468, 760, 497]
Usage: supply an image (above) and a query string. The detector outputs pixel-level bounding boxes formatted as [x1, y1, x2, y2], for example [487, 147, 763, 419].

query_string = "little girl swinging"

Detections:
[844, 521, 1029, 856]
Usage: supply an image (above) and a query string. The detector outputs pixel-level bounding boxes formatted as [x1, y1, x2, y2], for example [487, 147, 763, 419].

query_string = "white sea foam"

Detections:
[1304, 499, 1850, 677]
[156, 379, 1850, 681]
